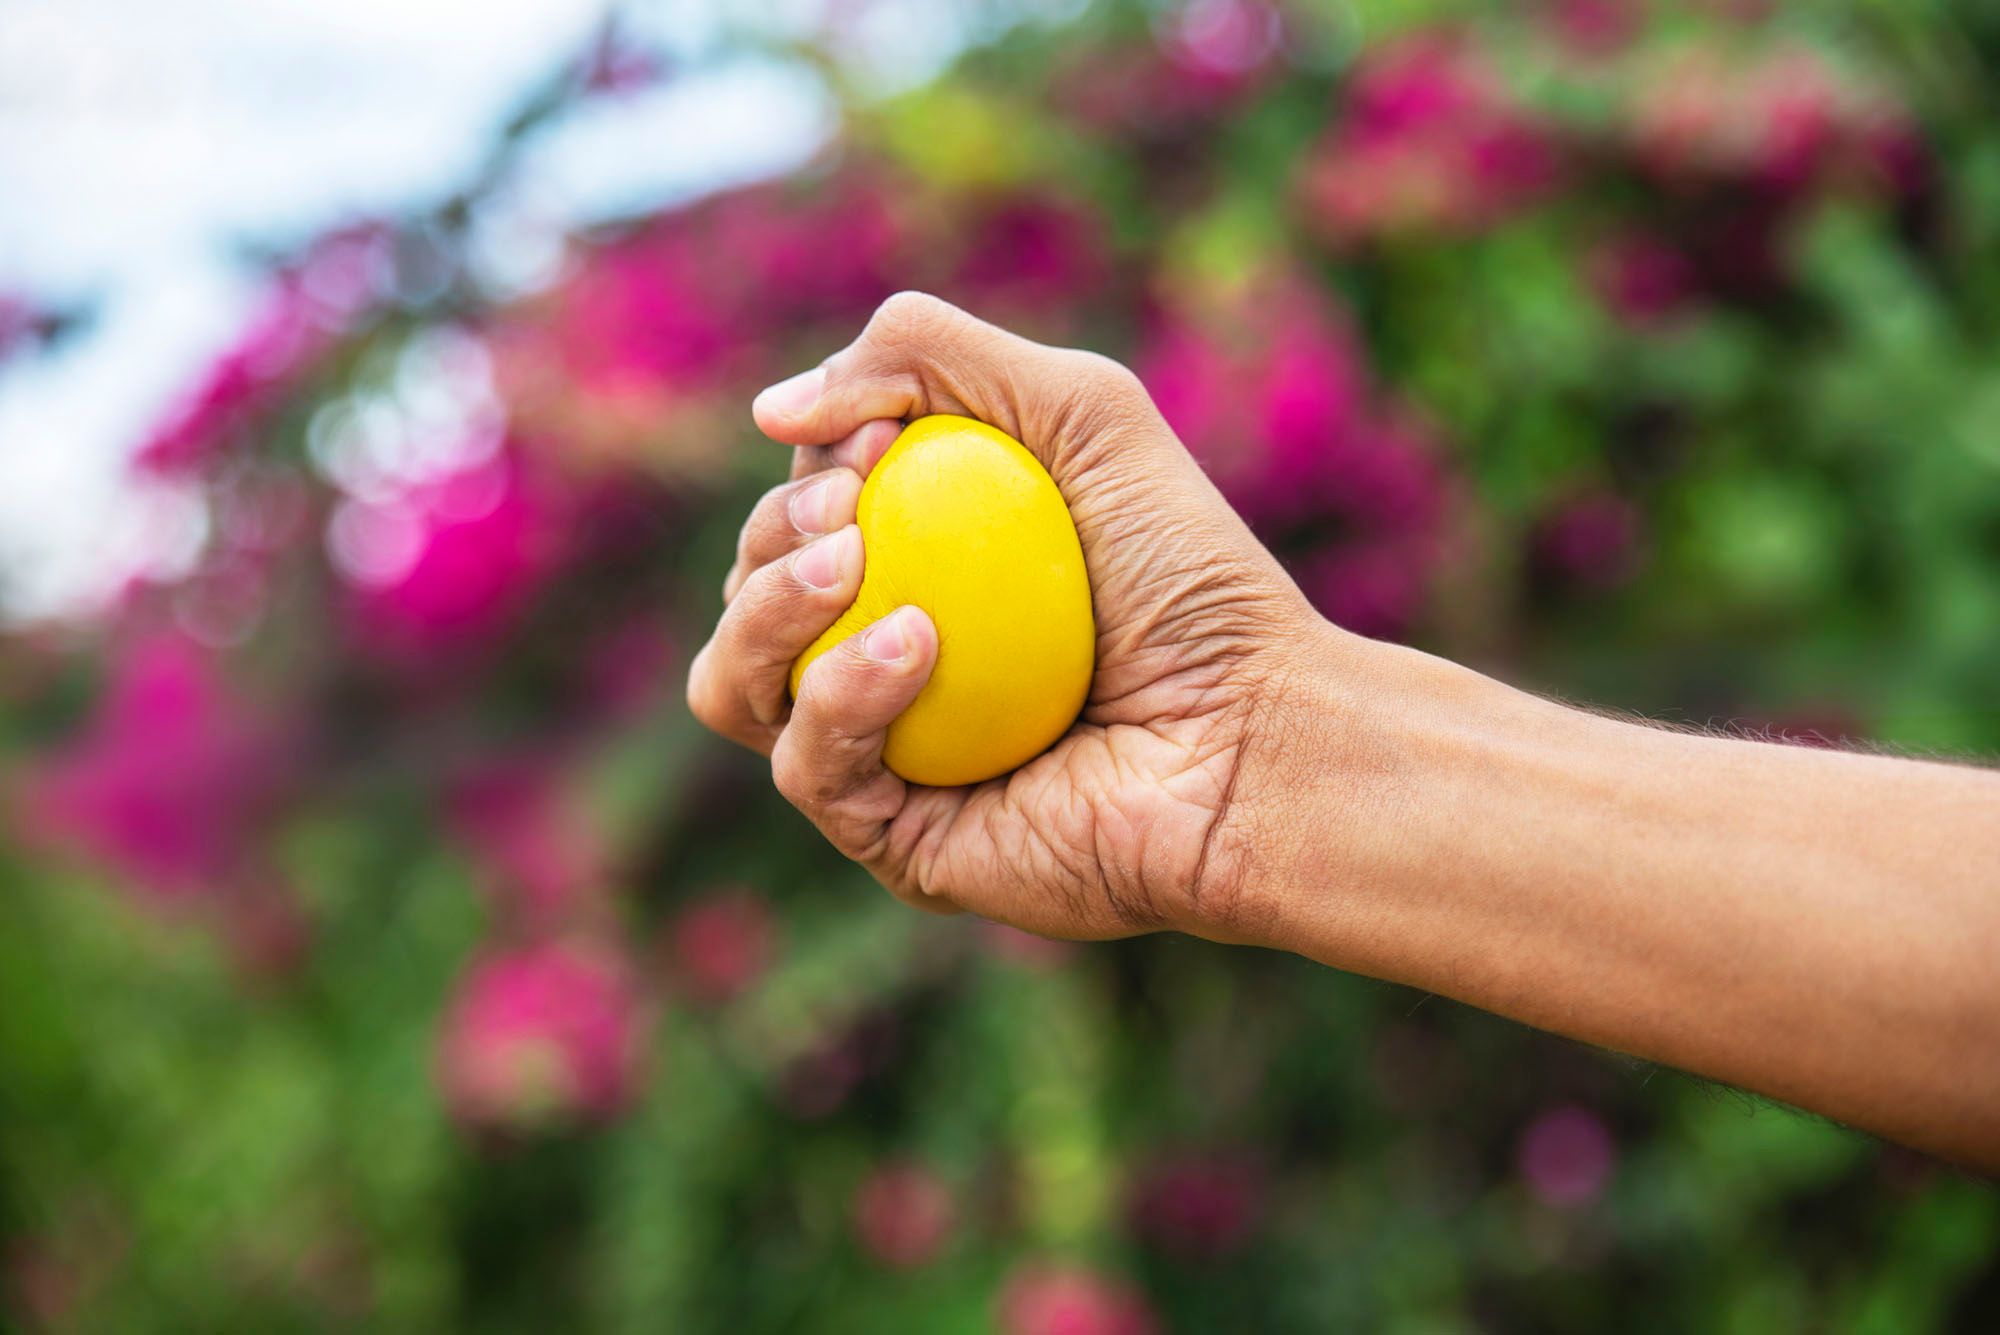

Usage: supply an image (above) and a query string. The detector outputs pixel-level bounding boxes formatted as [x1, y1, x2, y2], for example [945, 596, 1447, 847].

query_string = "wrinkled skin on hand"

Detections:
[690, 305, 2000, 1176]
[687, 292, 1328, 942]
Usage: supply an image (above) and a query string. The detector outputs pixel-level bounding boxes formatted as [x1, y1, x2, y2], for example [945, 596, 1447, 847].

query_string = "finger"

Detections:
[751, 293, 1044, 448]
[828, 416, 903, 477]
[688, 525, 863, 753]
[787, 443, 836, 482]
[771, 605, 957, 914]
[722, 467, 863, 604]
[788, 417, 903, 483]
[753, 292, 1168, 485]
[725, 414, 905, 604]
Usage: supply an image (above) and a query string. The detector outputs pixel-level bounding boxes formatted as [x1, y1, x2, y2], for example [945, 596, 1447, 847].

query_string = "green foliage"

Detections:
[4, 0, 1999, 1330]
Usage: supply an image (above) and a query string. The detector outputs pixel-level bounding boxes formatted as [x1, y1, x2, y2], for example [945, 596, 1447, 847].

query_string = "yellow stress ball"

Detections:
[789, 414, 1095, 788]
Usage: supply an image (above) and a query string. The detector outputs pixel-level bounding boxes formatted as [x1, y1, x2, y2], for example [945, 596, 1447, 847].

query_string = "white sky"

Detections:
[0, 0, 847, 622]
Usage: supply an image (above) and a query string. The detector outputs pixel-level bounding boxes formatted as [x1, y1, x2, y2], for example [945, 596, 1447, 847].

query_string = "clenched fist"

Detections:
[686, 291, 2000, 1171]
[686, 291, 1335, 942]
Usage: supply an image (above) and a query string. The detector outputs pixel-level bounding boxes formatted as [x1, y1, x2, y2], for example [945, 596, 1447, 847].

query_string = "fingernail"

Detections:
[753, 366, 824, 421]
[794, 526, 855, 589]
[863, 607, 914, 661]
[788, 470, 850, 534]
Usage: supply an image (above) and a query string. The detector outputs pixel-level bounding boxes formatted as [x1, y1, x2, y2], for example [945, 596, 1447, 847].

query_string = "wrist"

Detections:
[1227, 622, 1583, 974]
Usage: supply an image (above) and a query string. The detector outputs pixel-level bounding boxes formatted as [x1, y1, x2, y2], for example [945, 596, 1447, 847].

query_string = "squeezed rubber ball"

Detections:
[788, 414, 1095, 787]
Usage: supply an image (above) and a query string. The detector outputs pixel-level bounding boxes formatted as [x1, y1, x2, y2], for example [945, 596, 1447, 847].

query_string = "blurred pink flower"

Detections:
[491, 181, 896, 473]
[1627, 41, 1921, 204]
[1134, 316, 1240, 468]
[1516, 1104, 1616, 1207]
[436, 939, 647, 1133]
[714, 184, 901, 326]
[1629, 46, 1761, 188]
[1322, 416, 1449, 535]
[1589, 232, 1699, 325]
[1159, 0, 1284, 91]
[667, 887, 775, 1005]
[341, 451, 570, 658]
[137, 225, 388, 475]
[1533, 490, 1646, 588]
[445, 756, 606, 930]
[1856, 118, 1931, 199]
[1750, 52, 1841, 194]
[1544, 0, 1643, 58]
[550, 237, 746, 399]
[948, 196, 1110, 324]
[18, 634, 288, 901]
[1127, 1153, 1262, 1259]
[1300, 33, 1561, 242]
[580, 617, 677, 722]
[1139, 287, 1403, 534]
[490, 182, 884, 445]
[1052, 3, 1277, 140]
[1249, 312, 1373, 528]
[996, 1262, 1158, 1335]
[538, 183, 896, 400]
[295, 221, 395, 313]
[134, 283, 324, 474]
[1139, 285, 1451, 640]
[1293, 538, 1433, 640]
[172, 552, 275, 648]
[852, 1159, 957, 1268]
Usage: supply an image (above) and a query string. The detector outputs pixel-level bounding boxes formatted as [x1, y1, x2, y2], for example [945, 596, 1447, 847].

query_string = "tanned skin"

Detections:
[686, 292, 2000, 1171]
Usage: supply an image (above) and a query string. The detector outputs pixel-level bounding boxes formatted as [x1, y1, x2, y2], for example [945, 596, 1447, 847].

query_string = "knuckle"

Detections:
[835, 638, 889, 683]
[721, 565, 791, 647]
[1065, 349, 1148, 405]
[732, 509, 767, 565]
[791, 649, 839, 704]
[775, 550, 819, 602]
[685, 647, 720, 728]
[770, 755, 803, 808]
[868, 290, 957, 343]
[730, 489, 793, 578]
[756, 495, 795, 552]
[1080, 347, 1144, 399]
[770, 741, 816, 810]
[756, 480, 794, 527]
[1047, 348, 1160, 446]
[749, 551, 796, 600]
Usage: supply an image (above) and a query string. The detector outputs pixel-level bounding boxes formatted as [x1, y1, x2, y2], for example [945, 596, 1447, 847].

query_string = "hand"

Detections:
[688, 294, 2000, 1168]
[687, 292, 1334, 941]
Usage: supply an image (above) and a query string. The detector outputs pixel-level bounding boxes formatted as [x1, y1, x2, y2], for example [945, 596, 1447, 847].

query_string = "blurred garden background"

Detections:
[3, 0, 1999, 1329]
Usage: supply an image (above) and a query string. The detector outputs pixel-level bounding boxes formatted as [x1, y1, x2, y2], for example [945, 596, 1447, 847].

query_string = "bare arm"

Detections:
[1242, 634, 2000, 1169]
[688, 291, 2000, 1172]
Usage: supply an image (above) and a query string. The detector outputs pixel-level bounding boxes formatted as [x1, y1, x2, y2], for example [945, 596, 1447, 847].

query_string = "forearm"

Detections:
[1255, 629, 2000, 1168]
